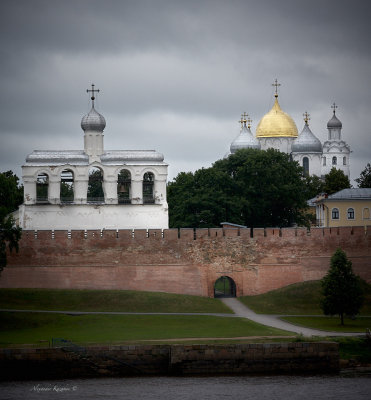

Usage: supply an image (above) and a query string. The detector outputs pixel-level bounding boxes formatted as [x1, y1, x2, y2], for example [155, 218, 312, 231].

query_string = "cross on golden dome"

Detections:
[272, 78, 281, 98]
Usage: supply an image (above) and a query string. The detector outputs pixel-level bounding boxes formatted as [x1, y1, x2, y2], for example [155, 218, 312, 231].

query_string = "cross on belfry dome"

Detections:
[303, 111, 310, 125]
[331, 102, 338, 114]
[86, 84, 100, 107]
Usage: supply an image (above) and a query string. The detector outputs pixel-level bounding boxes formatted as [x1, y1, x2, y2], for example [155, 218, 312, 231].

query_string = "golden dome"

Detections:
[256, 95, 298, 138]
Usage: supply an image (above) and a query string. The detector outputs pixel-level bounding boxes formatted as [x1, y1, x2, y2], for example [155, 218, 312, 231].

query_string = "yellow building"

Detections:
[315, 188, 371, 227]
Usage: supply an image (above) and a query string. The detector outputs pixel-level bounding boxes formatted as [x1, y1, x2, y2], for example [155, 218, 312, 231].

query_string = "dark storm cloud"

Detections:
[0, 0, 370, 182]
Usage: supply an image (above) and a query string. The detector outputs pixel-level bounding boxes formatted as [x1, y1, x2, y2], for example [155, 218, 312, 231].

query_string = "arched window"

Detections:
[87, 167, 104, 203]
[323, 157, 326, 166]
[332, 156, 337, 165]
[302, 157, 309, 176]
[60, 169, 74, 203]
[36, 173, 49, 204]
[331, 208, 339, 220]
[343, 157, 346, 165]
[143, 172, 155, 204]
[363, 208, 370, 220]
[347, 208, 355, 220]
[117, 169, 131, 204]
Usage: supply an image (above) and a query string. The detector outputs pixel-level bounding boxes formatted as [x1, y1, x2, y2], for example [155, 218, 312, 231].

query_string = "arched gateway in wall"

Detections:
[214, 276, 236, 298]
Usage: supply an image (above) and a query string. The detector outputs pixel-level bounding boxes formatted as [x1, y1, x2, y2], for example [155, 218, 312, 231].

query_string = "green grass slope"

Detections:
[0, 312, 293, 346]
[239, 280, 371, 315]
[0, 289, 232, 313]
[281, 316, 371, 332]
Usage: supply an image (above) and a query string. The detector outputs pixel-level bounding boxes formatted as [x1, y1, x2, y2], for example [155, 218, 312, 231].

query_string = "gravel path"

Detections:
[221, 298, 362, 337]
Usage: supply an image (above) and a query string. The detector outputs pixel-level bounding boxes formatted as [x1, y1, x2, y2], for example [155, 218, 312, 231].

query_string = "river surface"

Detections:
[1, 375, 370, 400]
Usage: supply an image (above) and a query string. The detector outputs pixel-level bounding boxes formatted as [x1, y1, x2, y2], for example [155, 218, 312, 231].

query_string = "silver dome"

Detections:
[230, 125, 261, 153]
[81, 106, 106, 132]
[327, 113, 342, 129]
[292, 123, 322, 153]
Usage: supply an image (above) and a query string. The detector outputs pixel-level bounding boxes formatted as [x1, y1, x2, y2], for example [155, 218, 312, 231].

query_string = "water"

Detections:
[1, 375, 370, 400]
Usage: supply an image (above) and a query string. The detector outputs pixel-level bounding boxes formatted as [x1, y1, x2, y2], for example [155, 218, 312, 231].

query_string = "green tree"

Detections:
[214, 149, 310, 227]
[303, 174, 325, 199]
[168, 148, 311, 228]
[168, 168, 240, 228]
[324, 167, 351, 195]
[355, 163, 371, 188]
[0, 171, 23, 272]
[87, 169, 104, 200]
[320, 248, 364, 325]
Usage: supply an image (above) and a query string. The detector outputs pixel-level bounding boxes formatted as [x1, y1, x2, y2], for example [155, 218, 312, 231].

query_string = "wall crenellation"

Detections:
[19, 226, 368, 242]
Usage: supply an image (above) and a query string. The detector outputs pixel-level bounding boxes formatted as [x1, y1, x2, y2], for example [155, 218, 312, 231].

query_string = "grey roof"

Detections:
[25, 150, 89, 165]
[307, 196, 318, 207]
[327, 112, 342, 129]
[292, 123, 322, 153]
[230, 125, 261, 153]
[327, 188, 371, 200]
[81, 106, 106, 132]
[101, 150, 165, 164]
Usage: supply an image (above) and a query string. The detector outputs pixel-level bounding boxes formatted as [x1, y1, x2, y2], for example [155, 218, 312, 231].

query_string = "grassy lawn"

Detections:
[0, 312, 293, 347]
[0, 289, 232, 313]
[281, 316, 371, 333]
[239, 281, 371, 315]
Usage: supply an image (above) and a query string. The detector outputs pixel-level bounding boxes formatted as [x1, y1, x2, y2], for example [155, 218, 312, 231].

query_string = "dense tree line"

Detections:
[167, 150, 364, 229]
[168, 149, 315, 228]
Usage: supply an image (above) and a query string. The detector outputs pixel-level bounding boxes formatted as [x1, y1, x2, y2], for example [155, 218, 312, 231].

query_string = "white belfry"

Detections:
[18, 85, 169, 230]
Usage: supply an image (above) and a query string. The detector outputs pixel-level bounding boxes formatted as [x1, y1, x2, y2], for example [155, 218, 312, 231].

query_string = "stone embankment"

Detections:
[0, 342, 339, 379]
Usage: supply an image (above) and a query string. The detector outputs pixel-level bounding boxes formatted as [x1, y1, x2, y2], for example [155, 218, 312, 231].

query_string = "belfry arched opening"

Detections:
[214, 276, 236, 298]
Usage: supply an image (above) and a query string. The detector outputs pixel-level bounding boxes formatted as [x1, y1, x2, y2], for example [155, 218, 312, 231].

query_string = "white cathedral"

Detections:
[228, 82, 351, 178]
[17, 85, 169, 230]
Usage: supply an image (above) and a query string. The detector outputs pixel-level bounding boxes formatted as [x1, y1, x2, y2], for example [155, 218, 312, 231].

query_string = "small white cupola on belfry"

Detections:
[81, 84, 106, 161]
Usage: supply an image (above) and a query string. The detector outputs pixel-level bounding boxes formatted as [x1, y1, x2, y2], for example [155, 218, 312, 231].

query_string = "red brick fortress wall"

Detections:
[1, 227, 370, 296]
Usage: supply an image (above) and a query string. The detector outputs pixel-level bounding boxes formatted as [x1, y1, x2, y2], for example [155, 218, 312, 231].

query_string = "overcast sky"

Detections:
[0, 0, 370, 184]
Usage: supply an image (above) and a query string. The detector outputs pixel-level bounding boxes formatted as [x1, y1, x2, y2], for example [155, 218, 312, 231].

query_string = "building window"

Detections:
[363, 208, 370, 220]
[117, 169, 131, 204]
[332, 156, 337, 165]
[323, 157, 326, 166]
[60, 169, 74, 203]
[302, 157, 309, 176]
[143, 172, 155, 204]
[347, 208, 355, 220]
[36, 173, 49, 204]
[343, 157, 346, 165]
[87, 167, 104, 203]
[331, 208, 339, 220]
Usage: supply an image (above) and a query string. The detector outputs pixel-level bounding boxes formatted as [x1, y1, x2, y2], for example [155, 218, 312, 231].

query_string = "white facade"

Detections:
[19, 89, 169, 230]
[259, 137, 296, 154]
